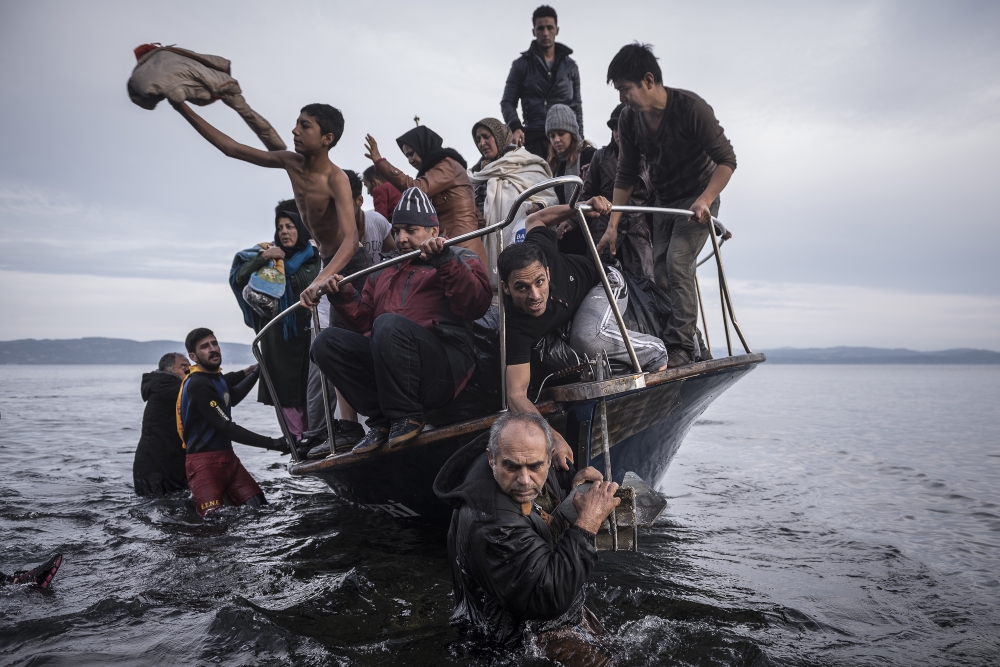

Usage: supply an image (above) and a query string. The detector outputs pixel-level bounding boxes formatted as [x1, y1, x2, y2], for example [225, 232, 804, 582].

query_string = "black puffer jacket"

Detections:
[132, 371, 187, 496]
[501, 42, 583, 140]
[433, 435, 597, 645]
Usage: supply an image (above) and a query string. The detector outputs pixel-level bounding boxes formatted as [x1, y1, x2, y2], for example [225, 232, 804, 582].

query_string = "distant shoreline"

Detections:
[1, 338, 998, 365]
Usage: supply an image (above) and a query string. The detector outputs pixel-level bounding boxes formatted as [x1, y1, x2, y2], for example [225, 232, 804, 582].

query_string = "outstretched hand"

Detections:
[364, 134, 382, 163]
[300, 274, 343, 309]
[550, 432, 574, 471]
[596, 227, 618, 256]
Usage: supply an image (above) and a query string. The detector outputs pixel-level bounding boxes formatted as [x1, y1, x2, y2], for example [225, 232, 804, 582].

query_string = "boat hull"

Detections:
[289, 354, 763, 524]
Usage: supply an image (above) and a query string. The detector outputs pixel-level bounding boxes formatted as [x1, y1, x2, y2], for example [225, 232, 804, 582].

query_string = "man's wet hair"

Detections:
[362, 165, 382, 185]
[185, 328, 215, 353]
[532, 4, 557, 26]
[607, 42, 663, 85]
[498, 242, 549, 284]
[275, 198, 299, 219]
[488, 411, 554, 459]
[300, 103, 344, 147]
[158, 352, 183, 372]
[344, 169, 363, 199]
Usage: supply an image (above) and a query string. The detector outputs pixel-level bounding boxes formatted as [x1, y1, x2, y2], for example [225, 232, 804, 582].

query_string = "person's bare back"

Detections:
[173, 101, 358, 308]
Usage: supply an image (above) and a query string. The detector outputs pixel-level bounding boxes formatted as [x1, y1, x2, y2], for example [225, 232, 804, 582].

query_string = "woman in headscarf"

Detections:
[230, 199, 320, 441]
[545, 104, 597, 256]
[467, 117, 557, 289]
[364, 126, 488, 266]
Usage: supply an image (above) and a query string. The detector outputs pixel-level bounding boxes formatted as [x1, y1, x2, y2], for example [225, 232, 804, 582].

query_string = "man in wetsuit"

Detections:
[434, 412, 617, 665]
[179, 328, 289, 515]
[1, 553, 62, 589]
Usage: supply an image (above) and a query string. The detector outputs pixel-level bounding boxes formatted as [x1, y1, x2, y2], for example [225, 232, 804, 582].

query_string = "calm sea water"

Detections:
[0, 364, 997, 666]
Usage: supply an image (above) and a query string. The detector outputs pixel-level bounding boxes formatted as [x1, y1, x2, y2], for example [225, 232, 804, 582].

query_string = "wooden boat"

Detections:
[254, 176, 764, 525]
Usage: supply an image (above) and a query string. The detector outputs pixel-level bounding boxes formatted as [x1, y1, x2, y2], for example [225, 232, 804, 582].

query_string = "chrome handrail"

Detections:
[578, 203, 751, 356]
[253, 175, 585, 460]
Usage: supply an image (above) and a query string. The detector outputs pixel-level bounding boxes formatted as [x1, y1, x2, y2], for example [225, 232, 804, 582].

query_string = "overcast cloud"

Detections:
[1, 0, 998, 349]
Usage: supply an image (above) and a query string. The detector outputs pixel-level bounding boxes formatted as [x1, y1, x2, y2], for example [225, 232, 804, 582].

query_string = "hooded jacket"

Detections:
[501, 42, 583, 139]
[376, 126, 487, 265]
[433, 435, 598, 645]
[133, 370, 187, 496]
[331, 246, 491, 394]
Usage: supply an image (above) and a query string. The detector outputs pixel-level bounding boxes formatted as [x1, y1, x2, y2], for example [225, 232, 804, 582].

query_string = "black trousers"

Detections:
[311, 313, 456, 427]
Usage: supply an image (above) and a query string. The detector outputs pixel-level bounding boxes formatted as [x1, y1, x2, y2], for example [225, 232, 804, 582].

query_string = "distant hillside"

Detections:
[0, 338, 255, 365]
[761, 346, 1000, 364]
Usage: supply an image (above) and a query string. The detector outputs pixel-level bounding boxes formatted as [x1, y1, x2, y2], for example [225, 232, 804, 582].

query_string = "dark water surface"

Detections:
[1, 365, 998, 666]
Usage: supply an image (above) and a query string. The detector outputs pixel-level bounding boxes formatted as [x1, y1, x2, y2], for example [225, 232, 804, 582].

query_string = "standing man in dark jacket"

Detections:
[311, 188, 492, 454]
[501, 5, 583, 159]
[598, 43, 738, 368]
[133, 352, 190, 496]
[434, 411, 617, 665]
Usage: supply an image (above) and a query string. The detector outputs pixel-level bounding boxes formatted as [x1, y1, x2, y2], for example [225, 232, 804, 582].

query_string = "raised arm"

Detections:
[523, 196, 612, 233]
[172, 101, 291, 169]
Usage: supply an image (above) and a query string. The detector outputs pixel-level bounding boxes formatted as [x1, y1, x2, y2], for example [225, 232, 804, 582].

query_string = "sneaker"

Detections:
[305, 440, 331, 460]
[334, 420, 366, 448]
[667, 347, 694, 368]
[387, 417, 425, 448]
[352, 426, 389, 454]
[11, 553, 62, 588]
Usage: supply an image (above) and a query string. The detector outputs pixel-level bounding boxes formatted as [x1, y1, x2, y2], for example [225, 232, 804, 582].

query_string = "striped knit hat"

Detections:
[391, 187, 439, 227]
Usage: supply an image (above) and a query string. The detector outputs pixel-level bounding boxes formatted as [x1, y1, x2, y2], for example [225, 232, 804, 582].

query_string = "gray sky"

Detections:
[1, 0, 998, 349]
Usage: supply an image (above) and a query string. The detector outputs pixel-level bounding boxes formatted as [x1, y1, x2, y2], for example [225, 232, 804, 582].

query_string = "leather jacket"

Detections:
[501, 42, 583, 139]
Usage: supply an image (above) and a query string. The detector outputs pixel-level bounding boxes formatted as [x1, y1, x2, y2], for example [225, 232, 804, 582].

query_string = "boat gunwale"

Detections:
[288, 352, 765, 476]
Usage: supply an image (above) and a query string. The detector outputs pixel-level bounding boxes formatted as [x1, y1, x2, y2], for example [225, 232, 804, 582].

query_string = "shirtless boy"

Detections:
[172, 101, 359, 308]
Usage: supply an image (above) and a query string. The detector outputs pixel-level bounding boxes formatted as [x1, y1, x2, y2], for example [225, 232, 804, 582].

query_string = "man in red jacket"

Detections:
[311, 188, 492, 454]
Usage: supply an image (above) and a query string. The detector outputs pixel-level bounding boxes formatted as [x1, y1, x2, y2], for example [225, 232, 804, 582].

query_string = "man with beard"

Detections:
[178, 328, 289, 515]
[434, 411, 617, 665]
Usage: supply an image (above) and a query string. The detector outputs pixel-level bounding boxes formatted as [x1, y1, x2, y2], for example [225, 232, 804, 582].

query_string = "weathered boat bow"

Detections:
[258, 176, 764, 533]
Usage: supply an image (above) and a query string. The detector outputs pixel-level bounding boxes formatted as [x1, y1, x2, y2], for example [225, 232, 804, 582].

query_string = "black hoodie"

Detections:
[433, 434, 597, 645]
[133, 370, 187, 496]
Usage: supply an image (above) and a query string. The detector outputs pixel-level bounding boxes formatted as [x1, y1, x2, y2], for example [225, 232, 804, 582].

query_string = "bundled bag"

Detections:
[127, 43, 285, 151]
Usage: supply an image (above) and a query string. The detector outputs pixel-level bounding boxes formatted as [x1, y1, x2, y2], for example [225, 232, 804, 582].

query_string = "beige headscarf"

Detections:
[471, 118, 514, 165]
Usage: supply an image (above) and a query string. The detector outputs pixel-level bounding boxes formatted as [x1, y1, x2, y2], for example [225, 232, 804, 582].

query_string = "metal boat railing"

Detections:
[251, 175, 751, 462]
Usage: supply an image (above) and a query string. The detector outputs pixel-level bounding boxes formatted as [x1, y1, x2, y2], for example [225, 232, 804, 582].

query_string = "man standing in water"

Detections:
[179, 328, 289, 515]
[598, 43, 737, 367]
[434, 412, 616, 665]
[171, 101, 361, 308]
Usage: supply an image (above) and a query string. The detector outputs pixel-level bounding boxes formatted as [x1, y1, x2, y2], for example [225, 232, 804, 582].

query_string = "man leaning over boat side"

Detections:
[178, 328, 291, 516]
[597, 43, 737, 368]
[433, 411, 616, 665]
[310, 188, 492, 455]
[497, 197, 668, 471]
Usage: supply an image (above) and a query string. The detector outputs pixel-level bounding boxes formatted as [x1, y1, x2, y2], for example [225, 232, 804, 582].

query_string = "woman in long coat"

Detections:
[231, 200, 320, 440]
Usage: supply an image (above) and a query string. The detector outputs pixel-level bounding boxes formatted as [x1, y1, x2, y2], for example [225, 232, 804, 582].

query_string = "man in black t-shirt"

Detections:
[498, 197, 668, 469]
[179, 328, 290, 515]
